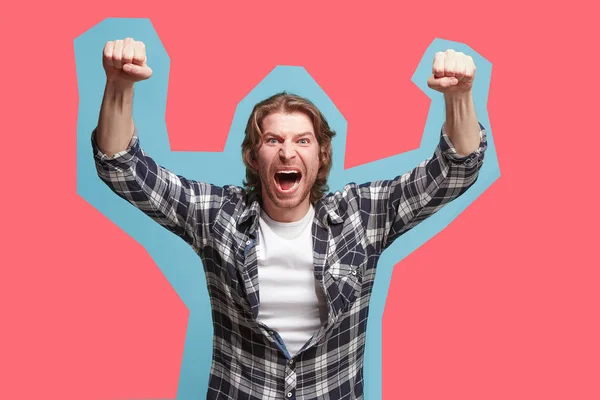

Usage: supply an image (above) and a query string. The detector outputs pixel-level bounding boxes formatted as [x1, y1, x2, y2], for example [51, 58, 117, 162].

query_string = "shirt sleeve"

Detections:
[354, 122, 488, 253]
[91, 126, 225, 253]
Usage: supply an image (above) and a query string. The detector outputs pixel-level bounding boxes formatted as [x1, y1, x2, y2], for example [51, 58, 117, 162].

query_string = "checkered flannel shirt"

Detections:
[92, 123, 487, 400]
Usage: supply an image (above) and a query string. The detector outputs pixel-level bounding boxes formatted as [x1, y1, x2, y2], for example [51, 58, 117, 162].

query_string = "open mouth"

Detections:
[274, 170, 302, 192]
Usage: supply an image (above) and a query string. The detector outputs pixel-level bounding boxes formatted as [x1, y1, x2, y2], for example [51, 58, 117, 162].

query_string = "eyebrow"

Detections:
[263, 131, 315, 139]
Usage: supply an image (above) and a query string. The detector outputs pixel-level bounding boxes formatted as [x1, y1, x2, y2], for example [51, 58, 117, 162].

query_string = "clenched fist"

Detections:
[103, 38, 152, 83]
[427, 49, 476, 94]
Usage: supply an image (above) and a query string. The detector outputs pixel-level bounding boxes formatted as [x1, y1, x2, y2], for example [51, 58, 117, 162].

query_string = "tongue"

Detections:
[280, 178, 295, 190]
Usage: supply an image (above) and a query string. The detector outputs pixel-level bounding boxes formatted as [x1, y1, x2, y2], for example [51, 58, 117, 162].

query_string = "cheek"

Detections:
[256, 151, 271, 170]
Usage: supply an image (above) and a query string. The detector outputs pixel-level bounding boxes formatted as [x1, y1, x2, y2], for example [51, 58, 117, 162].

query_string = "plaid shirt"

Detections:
[92, 123, 487, 400]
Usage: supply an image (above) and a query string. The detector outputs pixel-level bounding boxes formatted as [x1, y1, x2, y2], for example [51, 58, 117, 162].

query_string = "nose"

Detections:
[279, 142, 296, 161]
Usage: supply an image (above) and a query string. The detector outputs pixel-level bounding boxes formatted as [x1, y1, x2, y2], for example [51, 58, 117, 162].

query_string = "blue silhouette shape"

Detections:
[75, 18, 499, 400]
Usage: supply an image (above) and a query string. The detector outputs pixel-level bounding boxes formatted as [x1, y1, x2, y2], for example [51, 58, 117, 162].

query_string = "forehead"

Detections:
[261, 111, 315, 135]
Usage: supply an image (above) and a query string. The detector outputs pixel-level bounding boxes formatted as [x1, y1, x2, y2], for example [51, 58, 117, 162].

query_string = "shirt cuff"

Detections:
[439, 122, 487, 164]
[91, 126, 141, 168]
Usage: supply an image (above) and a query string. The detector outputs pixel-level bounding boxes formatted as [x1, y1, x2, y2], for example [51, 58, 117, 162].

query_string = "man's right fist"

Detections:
[103, 38, 152, 83]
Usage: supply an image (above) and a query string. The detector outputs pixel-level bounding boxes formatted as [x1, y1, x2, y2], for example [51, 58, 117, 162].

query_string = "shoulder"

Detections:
[217, 185, 261, 221]
[316, 182, 362, 224]
[217, 184, 251, 208]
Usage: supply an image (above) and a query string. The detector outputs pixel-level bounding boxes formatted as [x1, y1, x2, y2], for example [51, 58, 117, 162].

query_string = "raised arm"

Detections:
[92, 38, 225, 253]
[347, 49, 486, 253]
[96, 38, 153, 157]
[428, 49, 481, 156]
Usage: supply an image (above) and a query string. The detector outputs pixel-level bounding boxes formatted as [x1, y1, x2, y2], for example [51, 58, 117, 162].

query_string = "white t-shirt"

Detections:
[256, 205, 328, 356]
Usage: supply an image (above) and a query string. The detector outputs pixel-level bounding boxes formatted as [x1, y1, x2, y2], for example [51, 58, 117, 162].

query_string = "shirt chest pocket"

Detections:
[327, 249, 365, 311]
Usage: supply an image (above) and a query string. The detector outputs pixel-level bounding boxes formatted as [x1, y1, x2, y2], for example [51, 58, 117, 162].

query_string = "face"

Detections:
[254, 111, 321, 222]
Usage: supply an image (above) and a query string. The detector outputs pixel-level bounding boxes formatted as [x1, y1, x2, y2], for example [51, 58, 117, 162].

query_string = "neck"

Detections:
[262, 198, 311, 223]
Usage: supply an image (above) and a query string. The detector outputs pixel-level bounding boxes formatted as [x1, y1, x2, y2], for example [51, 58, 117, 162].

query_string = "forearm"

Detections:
[96, 80, 135, 157]
[444, 92, 481, 157]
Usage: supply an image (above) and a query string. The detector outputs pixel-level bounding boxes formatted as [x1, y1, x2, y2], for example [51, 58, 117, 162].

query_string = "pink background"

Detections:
[2, 1, 598, 399]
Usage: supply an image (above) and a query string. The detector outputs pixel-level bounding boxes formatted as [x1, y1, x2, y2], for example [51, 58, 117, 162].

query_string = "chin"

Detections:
[267, 187, 310, 209]
[275, 198, 304, 209]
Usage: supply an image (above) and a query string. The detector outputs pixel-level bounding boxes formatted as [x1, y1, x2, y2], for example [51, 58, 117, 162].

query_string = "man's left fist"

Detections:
[427, 49, 476, 94]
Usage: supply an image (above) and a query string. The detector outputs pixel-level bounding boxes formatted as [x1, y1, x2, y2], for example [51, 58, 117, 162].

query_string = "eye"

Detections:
[299, 139, 309, 144]
[267, 138, 278, 144]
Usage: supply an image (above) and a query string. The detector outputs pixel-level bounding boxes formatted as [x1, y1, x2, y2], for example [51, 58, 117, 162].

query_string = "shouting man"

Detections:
[93, 37, 487, 400]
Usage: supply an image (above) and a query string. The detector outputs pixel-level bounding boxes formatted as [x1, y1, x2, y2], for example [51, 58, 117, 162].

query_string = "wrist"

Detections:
[444, 90, 473, 105]
[105, 78, 135, 92]
[444, 91, 475, 119]
[103, 79, 134, 107]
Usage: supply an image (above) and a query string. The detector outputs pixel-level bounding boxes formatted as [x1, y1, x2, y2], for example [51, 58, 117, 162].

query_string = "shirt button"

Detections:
[268, 330, 274, 335]
[246, 240, 251, 245]
[286, 392, 292, 398]
[288, 358, 295, 367]
[351, 269, 357, 276]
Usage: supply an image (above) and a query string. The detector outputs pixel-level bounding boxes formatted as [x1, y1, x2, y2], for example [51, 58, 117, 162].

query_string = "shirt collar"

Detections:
[237, 193, 343, 232]
[238, 193, 261, 233]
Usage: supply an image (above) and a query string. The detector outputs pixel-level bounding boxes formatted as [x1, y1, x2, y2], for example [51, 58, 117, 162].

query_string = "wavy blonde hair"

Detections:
[241, 92, 336, 203]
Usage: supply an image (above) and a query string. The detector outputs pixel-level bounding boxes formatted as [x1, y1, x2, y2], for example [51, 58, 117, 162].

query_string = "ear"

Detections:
[250, 156, 258, 171]
[319, 147, 326, 170]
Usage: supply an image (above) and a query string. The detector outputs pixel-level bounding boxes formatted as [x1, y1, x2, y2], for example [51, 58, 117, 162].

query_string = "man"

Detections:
[93, 37, 486, 400]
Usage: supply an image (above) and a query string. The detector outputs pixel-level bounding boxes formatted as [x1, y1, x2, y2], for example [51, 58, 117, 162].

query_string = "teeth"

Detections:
[278, 170, 299, 174]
